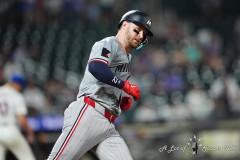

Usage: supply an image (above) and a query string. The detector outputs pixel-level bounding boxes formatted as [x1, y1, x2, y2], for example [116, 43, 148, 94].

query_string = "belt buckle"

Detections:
[105, 110, 116, 123]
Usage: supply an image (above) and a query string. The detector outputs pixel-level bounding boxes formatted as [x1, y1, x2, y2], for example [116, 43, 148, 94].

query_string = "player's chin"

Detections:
[132, 41, 140, 48]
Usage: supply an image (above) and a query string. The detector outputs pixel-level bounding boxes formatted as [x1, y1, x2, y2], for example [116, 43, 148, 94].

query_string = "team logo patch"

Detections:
[101, 48, 111, 58]
[146, 19, 152, 28]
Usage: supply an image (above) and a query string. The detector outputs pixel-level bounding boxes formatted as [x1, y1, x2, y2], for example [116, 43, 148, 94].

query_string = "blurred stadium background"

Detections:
[0, 0, 240, 160]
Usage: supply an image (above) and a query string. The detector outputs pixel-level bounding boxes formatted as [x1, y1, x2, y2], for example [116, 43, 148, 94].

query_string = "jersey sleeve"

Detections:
[88, 40, 115, 65]
[14, 93, 28, 116]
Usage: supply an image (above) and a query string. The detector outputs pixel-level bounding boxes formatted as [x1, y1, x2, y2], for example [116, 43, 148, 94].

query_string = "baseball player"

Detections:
[0, 74, 36, 160]
[48, 10, 153, 160]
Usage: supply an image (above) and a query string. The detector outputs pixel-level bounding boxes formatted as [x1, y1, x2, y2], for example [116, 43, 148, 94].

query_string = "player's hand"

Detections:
[120, 96, 132, 110]
[121, 81, 140, 101]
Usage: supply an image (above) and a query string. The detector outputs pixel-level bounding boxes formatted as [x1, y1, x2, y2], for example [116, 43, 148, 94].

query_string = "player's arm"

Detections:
[88, 61, 140, 100]
[89, 61, 124, 88]
[17, 114, 35, 143]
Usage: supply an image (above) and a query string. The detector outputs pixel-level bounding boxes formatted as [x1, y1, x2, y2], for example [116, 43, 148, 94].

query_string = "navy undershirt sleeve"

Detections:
[88, 61, 124, 89]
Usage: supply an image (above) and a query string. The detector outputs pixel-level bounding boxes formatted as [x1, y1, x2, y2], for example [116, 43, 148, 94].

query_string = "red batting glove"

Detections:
[121, 81, 140, 101]
[120, 96, 132, 110]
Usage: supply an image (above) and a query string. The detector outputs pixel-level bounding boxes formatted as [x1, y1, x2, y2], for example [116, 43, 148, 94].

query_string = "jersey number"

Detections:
[0, 101, 8, 116]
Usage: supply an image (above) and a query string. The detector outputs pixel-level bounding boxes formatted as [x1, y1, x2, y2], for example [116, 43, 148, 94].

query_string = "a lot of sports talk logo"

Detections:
[158, 134, 238, 158]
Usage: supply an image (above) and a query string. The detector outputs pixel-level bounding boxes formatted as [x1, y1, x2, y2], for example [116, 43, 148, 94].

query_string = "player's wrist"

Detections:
[121, 80, 129, 90]
[118, 79, 125, 89]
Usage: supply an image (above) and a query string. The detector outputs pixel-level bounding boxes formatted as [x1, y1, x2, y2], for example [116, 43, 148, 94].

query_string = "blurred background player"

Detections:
[0, 74, 36, 160]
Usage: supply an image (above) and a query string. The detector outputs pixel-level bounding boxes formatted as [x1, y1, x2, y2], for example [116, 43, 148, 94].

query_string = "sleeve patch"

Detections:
[101, 47, 111, 58]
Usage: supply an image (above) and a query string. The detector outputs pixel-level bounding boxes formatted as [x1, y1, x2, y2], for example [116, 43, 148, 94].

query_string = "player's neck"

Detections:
[7, 83, 21, 92]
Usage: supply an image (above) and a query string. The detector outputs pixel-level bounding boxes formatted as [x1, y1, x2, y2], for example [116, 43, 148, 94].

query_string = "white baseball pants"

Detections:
[48, 97, 132, 160]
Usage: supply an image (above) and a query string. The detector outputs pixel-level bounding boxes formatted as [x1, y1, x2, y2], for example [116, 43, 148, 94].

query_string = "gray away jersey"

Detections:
[77, 36, 132, 112]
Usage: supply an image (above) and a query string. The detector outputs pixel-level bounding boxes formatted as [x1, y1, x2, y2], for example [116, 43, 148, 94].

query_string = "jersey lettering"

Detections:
[115, 64, 130, 73]
[0, 101, 8, 116]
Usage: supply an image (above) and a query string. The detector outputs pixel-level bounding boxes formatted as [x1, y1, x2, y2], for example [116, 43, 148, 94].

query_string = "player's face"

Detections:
[125, 22, 147, 49]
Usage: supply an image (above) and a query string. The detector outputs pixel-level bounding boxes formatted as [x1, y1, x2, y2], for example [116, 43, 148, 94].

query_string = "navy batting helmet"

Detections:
[118, 10, 153, 37]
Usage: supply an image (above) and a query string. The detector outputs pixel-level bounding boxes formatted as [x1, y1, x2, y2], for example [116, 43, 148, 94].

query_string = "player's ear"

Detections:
[121, 21, 129, 29]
